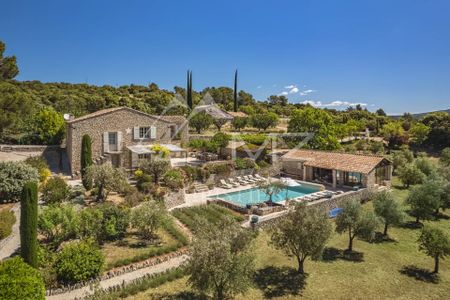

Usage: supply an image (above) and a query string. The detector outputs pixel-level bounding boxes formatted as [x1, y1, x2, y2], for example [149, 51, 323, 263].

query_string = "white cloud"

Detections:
[301, 100, 367, 108]
[289, 87, 299, 94]
[280, 91, 289, 95]
[285, 84, 296, 89]
[299, 89, 315, 96]
[256, 85, 262, 89]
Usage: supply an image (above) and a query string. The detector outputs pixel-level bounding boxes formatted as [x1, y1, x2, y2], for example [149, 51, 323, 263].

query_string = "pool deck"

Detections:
[174, 180, 267, 209]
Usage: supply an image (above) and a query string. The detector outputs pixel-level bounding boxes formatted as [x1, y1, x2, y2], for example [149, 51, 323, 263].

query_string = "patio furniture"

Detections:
[254, 174, 266, 181]
[243, 175, 257, 183]
[226, 179, 239, 187]
[229, 178, 244, 186]
[236, 176, 250, 185]
[219, 179, 233, 189]
[249, 174, 264, 182]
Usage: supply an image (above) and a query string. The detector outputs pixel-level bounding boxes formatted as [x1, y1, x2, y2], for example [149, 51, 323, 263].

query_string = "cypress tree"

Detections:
[20, 181, 38, 268]
[81, 134, 93, 189]
[233, 69, 238, 112]
[187, 70, 193, 109]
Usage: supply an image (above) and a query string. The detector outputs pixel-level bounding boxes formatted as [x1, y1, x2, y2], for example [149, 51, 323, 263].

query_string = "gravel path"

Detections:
[46, 254, 189, 300]
[0, 203, 20, 261]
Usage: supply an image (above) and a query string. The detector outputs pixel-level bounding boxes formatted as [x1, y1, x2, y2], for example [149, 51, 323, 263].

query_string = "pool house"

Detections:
[280, 149, 392, 190]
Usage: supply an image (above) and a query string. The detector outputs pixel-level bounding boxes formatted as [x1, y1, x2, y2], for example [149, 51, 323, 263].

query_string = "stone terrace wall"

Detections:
[254, 188, 375, 229]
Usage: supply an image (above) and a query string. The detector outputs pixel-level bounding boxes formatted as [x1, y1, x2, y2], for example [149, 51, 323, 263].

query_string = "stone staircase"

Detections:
[93, 153, 110, 165]
[193, 182, 209, 193]
[72, 153, 110, 178]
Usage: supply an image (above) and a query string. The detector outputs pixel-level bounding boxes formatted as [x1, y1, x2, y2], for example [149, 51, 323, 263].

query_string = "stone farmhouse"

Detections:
[65, 107, 188, 176]
[280, 149, 393, 190]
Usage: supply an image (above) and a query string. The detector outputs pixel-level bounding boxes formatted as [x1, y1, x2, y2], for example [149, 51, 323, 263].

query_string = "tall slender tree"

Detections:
[20, 181, 38, 268]
[81, 134, 93, 189]
[233, 69, 238, 112]
[186, 70, 193, 109]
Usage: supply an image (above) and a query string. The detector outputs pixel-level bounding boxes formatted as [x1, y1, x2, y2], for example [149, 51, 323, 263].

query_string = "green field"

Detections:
[124, 180, 450, 300]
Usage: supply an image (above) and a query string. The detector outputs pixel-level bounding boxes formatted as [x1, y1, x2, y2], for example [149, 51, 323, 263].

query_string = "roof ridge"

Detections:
[291, 148, 386, 158]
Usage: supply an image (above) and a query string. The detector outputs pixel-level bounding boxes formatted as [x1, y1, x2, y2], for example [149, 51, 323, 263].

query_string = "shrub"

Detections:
[163, 169, 184, 190]
[0, 210, 16, 239]
[25, 156, 50, 183]
[124, 188, 148, 207]
[98, 204, 130, 242]
[20, 181, 38, 267]
[86, 268, 187, 299]
[0, 257, 45, 300]
[41, 176, 70, 204]
[137, 174, 153, 193]
[38, 204, 80, 249]
[189, 111, 213, 133]
[211, 132, 231, 148]
[0, 161, 39, 202]
[235, 158, 258, 170]
[55, 240, 104, 283]
[239, 134, 268, 145]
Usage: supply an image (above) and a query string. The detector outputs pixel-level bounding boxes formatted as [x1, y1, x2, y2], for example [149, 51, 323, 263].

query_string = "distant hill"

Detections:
[389, 109, 450, 119]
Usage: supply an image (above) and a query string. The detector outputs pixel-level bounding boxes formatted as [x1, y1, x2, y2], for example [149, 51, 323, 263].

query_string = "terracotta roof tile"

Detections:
[282, 149, 388, 174]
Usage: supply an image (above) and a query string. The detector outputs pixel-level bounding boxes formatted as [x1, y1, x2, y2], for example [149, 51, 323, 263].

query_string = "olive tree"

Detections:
[418, 226, 450, 273]
[271, 204, 332, 273]
[188, 218, 255, 300]
[335, 200, 380, 252]
[406, 179, 441, 223]
[256, 179, 286, 204]
[373, 191, 405, 236]
[85, 163, 128, 201]
[139, 158, 170, 185]
[131, 200, 166, 240]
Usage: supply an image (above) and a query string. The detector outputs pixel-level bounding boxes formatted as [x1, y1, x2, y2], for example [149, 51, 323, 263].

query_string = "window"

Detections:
[138, 153, 150, 160]
[139, 127, 150, 139]
[108, 132, 117, 145]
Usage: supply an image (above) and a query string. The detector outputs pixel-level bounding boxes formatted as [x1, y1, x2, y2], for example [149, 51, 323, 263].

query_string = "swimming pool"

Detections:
[208, 184, 320, 207]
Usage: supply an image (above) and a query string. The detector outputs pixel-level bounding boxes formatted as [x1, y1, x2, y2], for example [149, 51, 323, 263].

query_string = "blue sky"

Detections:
[1, 0, 450, 114]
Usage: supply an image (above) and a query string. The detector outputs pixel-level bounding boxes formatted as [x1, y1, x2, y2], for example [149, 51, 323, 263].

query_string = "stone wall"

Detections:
[66, 109, 188, 174]
[253, 188, 376, 229]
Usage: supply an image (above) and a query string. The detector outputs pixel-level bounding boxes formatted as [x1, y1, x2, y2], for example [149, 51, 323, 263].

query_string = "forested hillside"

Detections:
[0, 40, 449, 150]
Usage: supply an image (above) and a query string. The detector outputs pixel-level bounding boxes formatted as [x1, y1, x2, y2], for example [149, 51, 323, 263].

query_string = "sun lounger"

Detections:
[229, 178, 244, 186]
[226, 179, 239, 187]
[219, 179, 233, 189]
[254, 174, 266, 181]
[243, 175, 257, 183]
[250, 174, 264, 182]
[236, 176, 250, 185]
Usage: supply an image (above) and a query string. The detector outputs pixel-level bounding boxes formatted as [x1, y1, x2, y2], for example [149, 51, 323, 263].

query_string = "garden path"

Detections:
[46, 254, 189, 300]
[0, 203, 20, 261]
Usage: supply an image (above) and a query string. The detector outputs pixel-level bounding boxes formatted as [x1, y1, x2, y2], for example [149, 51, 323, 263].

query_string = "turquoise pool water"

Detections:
[208, 185, 320, 207]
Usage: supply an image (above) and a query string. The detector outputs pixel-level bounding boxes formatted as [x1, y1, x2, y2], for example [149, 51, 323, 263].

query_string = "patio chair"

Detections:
[226, 179, 239, 187]
[219, 179, 233, 189]
[236, 176, 250, 185]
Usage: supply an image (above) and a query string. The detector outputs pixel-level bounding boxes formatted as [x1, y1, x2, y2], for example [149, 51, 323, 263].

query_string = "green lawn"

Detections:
[126, 180, 450, 300]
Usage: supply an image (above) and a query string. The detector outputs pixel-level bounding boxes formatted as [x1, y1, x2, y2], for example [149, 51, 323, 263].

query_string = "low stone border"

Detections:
[0, 144, 60, 152]
[45, 248, 189, 297]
